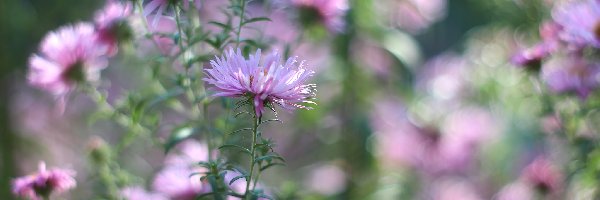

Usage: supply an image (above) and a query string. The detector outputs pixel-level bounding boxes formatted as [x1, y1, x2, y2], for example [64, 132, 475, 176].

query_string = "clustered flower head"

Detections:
[291, 0, 348, 32]
[28, 23, 109, 96]
[12, 162, 76, 200]
[204, 48, 317, 117]
[511, 0, 600, 99]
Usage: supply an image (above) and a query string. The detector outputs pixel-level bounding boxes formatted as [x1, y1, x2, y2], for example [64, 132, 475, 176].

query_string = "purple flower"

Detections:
[541, 55, 600, 99]
[27, 23, 108, 105]
[12, 162, 76, 200]
[204, 48, 316, 117]
[552, 0, 600, 48]
[292, 0, 348, 32]
[94, 1, 133, 56]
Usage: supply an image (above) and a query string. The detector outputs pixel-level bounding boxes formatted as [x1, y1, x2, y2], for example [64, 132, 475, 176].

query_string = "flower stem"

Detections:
[235, 0, 247, 49]
[244, 105, 261, 199]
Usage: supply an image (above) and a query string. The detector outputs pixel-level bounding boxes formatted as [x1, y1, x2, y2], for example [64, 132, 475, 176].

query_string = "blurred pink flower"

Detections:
[495, 181, 534, 200]
[521, 157, 563, 194]
[204, 48, 316, 117]
[152, 166, 206, 200]
[552, 0, 600, 48]
[291, 0, 348, 32]
[430, 178, 482, 200]
[145, 14, 180, 56]
[440, 107, 500, 170]
[144, 0, 201, 27]
[12, 162, 76, 200]
[94, 1, 133, 56]
[512, 22, 562, 68]
[153, 139, 209, 200]
[541, 55, 600, 99]
[121, 186, 168, 200]
[28, 23, 108, 96]
[383, 0, 447, 33]
[371, 99, 499, 174]
[164, 140, 210, 166]
[304, 163, 346, 195]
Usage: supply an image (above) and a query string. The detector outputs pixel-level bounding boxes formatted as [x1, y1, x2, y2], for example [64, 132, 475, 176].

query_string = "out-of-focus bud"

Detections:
[88, 136, 112, 165]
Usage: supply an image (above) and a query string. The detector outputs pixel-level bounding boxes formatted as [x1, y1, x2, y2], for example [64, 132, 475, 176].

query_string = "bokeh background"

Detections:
[0, 0, 576, 199]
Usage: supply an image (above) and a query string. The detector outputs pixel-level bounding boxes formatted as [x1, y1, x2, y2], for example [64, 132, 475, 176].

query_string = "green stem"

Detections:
[42, 195, 50, 200]
[252, 163, 262, 190]
[244, 106, 260, 199]
[235, 0, 247, 49]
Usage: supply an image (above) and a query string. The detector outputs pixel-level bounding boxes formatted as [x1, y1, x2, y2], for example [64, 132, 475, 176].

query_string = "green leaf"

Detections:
[208, 21, 231, 30]
[229, 175, 249, 185]
[164, 126, 195, 153]
[260, 162, 285, 171]
[241, 17, 271, 26]
[254, 155, 285, 164]
[219, 144, 251, 155]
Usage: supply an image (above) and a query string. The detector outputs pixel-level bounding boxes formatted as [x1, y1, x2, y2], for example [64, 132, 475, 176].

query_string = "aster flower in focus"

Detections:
[94, 1, 133, 56]
[552, 0, 600, 48]
[204, 48, 316, 117]
[291, 0, 348, 33]
[12, 162, 76, 200]
[541, 56, 600, 99]
[521, 157, 563, 194]
[27, 23, 108, 99]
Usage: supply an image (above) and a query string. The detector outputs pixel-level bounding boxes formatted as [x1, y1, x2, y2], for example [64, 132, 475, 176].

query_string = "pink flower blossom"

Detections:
[94, 1, 133, 56]
[12, 162, 76, 200]
[204, 48, 316, 117]
[521, 157, 563, 194]
[512, 22, 562, 68]
[552, 0, 600, 48]
[541, 55, 600, 99]
[27, 23, 108, 97]
[292, 0, 348, 32]
[495, 181, 535, 200]
[152, 166, 206, 200]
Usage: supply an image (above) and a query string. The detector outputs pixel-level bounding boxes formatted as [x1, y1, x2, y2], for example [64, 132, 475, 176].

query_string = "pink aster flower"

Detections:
[12, 162, 76, 200]
[204, 48, 316, 117]
[94, 1, 133, 56]
[541, 55, 600, 99]
[552, 0, 600, 48]
[27, 23, 108, 97]
[152, 166, 206, 200]
[512, 22, 562, 68]
[521, 157, 563, 194]
[292, 0, 348, 32]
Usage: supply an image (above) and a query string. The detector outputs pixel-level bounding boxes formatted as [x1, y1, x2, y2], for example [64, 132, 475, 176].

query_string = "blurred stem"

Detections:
[98, 163, 119, 200]
[244, 105, 261, 199]
[86, 87, 150, 153]
[43, 196, 50, 200]
[235, 0, 246, 49]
